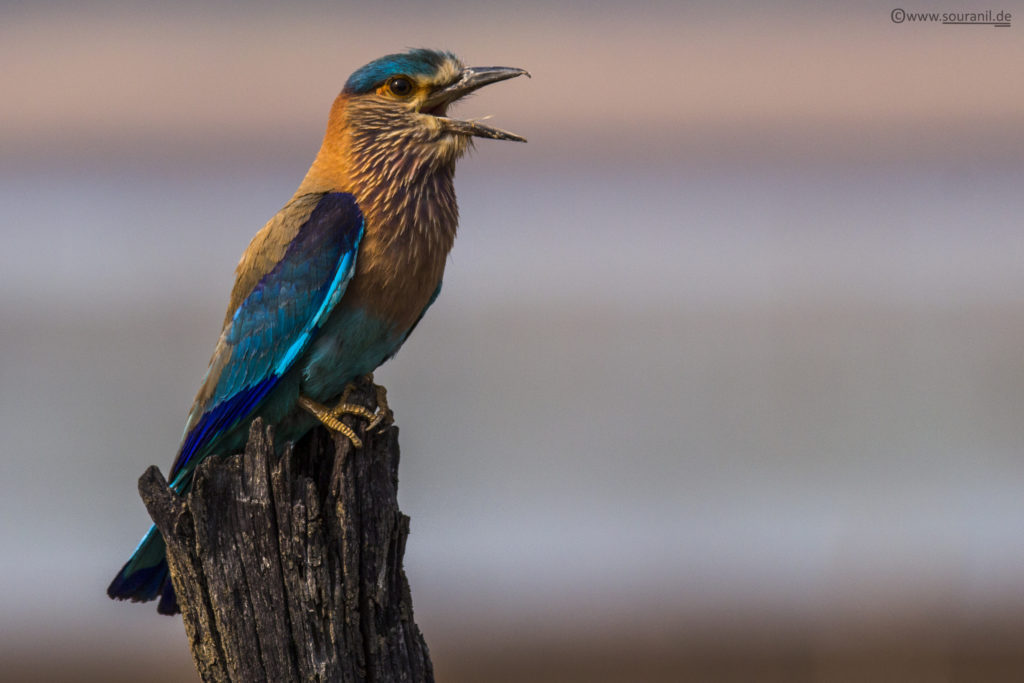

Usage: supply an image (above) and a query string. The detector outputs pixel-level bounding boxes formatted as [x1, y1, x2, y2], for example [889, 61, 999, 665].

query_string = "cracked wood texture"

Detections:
[138, 380, 433, 683]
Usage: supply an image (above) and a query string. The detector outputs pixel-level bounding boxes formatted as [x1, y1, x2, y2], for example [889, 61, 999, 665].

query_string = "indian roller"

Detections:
[108, 49, 527, 614]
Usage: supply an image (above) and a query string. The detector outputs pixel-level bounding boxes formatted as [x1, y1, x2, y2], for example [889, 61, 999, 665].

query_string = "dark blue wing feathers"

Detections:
[110, 192, 363, 605]
[168, 192, 364, 482]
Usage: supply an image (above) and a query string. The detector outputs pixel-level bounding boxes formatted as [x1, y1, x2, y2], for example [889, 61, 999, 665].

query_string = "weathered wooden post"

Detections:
[138, 378, 433, 682]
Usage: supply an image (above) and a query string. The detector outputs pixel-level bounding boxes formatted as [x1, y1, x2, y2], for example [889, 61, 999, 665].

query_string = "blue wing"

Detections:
[109, 191, 363, 608]
[168, 192, 364, 487]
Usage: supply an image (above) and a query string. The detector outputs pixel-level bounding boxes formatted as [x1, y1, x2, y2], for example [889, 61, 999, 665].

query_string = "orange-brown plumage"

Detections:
[298, 90, 459, 330]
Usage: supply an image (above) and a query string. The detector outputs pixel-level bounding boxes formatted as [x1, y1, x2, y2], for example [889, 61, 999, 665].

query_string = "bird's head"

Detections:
[320, 49, 528, 178]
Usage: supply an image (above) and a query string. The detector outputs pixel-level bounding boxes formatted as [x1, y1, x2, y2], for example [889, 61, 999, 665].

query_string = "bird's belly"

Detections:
[299, 306, 398, 400]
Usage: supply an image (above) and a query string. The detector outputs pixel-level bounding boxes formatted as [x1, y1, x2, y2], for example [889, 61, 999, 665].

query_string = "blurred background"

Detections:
[2, 1, 1023, 680]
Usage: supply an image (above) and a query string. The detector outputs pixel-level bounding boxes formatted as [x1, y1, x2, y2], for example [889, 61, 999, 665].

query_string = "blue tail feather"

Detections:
[107, 525, 178, 613]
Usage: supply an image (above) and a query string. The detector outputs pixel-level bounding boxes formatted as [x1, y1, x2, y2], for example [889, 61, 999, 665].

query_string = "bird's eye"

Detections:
[386, 76, 414, 97]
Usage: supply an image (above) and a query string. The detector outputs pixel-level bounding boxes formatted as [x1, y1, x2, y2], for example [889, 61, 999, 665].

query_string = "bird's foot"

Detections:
[297, 395, 366, 448]
[297, 376, 392, 449]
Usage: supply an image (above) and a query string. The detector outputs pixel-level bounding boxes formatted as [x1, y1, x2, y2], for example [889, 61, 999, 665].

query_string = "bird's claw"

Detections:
[297, 395, 366, 448]
[365, 382, 393, 432]
[346, 374, 392, 433]
[297, 377, 392, 449]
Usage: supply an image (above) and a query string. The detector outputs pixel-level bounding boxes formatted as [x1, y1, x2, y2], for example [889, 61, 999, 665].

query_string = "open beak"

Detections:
[423, 66, 530, 142]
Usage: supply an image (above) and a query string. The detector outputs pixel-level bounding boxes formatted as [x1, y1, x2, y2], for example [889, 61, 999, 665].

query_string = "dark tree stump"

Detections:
[138, 380, 433, 683]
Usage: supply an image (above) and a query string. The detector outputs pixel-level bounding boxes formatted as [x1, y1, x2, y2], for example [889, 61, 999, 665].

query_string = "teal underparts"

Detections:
[301, 306, 399, 400]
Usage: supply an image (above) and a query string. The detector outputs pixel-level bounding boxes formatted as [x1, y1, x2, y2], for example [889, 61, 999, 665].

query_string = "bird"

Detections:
[107, 48, 528, 614]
